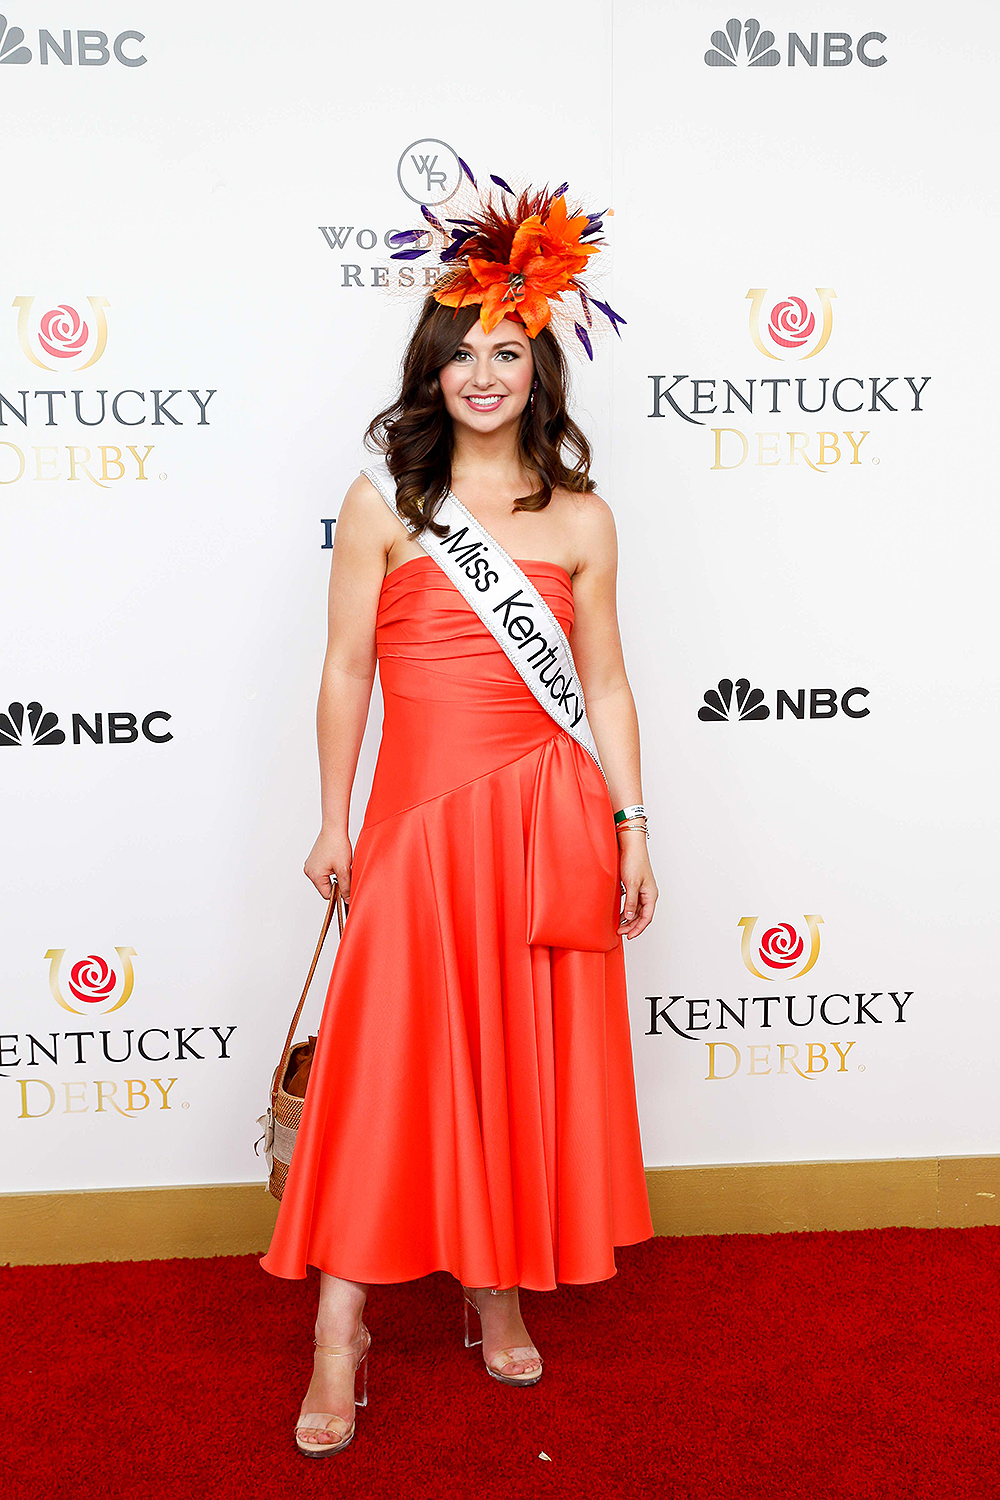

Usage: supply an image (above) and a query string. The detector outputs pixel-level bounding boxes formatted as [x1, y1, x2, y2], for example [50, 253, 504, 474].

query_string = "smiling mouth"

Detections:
[463, 394, 506, 411]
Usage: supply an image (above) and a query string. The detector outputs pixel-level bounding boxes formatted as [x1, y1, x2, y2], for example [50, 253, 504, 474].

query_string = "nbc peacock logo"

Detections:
[705, 18, 780, 67]
[0, 13, 30, 61]
[0, 18, 147, 66]
[699, 678, 769, 722]
[0, 701, 65, 745]
[43, 946, 138, 1015]
[704, 20, 887, 68]
[738, 915, 824, 980]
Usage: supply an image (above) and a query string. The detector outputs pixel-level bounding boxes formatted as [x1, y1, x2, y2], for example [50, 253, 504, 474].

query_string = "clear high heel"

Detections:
[294, 1322, 371, 1457]
[462, 1285, 543, 1386]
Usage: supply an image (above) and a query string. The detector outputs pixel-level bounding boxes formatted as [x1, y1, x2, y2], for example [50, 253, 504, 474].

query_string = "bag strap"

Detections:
[362, 460, 607, 785]
[270, 882, 347, 1109]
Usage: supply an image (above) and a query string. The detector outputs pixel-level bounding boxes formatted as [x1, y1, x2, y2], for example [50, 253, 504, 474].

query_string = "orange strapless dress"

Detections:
[260, 555, 654, 1291]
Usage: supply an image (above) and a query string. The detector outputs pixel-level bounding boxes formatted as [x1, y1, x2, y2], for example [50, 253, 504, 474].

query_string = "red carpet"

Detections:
[4, 1226, 997, 1500]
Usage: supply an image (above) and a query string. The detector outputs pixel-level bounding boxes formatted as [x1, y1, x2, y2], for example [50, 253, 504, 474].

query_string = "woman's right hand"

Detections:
[304, 826, 353, 901]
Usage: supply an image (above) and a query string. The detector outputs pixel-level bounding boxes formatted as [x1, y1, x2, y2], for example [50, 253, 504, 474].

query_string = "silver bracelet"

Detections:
[616, 818, 649, 839]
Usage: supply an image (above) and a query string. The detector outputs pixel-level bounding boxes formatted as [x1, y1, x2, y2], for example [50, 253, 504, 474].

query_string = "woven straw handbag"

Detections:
[256, 880, 348, 1201]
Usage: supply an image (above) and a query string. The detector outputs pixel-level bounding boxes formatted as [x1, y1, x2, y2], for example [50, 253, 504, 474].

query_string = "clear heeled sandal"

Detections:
[294, 1322, 372, 1457]
[462, 1285, 543, 1386]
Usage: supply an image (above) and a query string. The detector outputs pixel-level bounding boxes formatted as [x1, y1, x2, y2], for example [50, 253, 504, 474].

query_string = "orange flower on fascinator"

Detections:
[389, 163, 626, 360]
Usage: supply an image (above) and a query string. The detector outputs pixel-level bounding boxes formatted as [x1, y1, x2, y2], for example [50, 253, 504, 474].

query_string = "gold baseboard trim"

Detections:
[2, 1157, 997, 1267]
[646, 1155, 999, 1237]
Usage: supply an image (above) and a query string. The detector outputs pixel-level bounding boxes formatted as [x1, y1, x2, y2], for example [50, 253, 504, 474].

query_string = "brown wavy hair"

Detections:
[364, 298, 595, 539]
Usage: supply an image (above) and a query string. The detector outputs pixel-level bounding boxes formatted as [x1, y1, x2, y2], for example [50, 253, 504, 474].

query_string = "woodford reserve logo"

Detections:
[648, 287, 931, 471]
[319, 139, 470, 290]
[646, 913, 913, 1082]
[2, 943, 237, 1120]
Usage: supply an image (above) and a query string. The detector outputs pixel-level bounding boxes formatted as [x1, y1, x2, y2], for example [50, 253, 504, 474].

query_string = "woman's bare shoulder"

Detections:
[553, 485, 617, 571]
[330, 470, 406, 566]
[344, 469, 401, 530]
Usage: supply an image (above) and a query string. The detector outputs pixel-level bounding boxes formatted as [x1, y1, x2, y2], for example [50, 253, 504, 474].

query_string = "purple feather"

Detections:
[490, 173, 515, 195]
[574, 322, 594, 360]
[388, 228, 424, 246]
[581, 211, 607, 239]
[590, 297, 627, 334]
[579, 289, 593, 328]
[390, 247, 431, 261]
[554, 181, 569, 197]
[440, 232, 474, 262]
[458, 155, 477, 188]
[421, 204, 445, 232]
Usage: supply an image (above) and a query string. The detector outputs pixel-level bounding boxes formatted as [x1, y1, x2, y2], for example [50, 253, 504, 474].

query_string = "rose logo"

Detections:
[13, 294, 110, 371]
[758, 923, 803, 970]
[68, 954, 117, 1004]
[768, 297, 815, 350]
[44, 945, 137, 1014]
[746, 288, 835, 362]
[738, 914, 824, 980]
[38, 304, 90, 360]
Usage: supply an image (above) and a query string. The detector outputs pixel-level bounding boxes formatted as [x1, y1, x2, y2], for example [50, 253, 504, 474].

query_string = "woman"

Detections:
[260, 173, 658, 1457]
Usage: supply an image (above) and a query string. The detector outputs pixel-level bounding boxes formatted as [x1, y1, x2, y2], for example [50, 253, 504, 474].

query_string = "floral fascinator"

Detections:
[388, 157, 626, 360]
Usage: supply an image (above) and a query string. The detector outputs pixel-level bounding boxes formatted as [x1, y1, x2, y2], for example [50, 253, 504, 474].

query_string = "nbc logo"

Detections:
[698, 679, 870, 722]
[704, 18, 886, 68]
[0, 701, 64, 745]
[699, 678, 768, 722]
[0, 16, 146, 65]
[0, 700, 173, 746]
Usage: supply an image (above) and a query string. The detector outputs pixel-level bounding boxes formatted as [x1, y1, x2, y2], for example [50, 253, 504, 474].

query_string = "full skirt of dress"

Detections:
[260, 556, 654, 1292]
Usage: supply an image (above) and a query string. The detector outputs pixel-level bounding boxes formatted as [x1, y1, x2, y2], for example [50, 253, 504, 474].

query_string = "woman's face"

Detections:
[438, 315, 535, 436]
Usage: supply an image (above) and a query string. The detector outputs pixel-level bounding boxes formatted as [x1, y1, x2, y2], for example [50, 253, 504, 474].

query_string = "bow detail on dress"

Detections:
[525, 732, 621, 952]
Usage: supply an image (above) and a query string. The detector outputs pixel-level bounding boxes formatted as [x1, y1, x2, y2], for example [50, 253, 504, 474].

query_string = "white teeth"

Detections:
[466, 395, 503, 406]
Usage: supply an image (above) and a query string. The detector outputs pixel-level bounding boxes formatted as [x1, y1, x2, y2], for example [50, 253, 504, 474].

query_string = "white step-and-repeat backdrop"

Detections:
[3, 3, 996, 1192]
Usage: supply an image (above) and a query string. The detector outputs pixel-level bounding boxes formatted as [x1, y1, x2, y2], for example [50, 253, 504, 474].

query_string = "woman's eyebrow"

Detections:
[456, 339, 523, 352]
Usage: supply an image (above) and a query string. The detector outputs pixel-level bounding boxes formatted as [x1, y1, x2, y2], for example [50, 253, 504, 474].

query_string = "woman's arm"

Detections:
[568, 493, 658, 939]
[303, 474, 394, 900]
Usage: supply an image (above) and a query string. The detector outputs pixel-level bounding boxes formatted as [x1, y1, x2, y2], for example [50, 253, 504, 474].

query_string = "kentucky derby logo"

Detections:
[698, 678, 769, 722]
[705, 19, 780, 67]
[738, 915, 823, 980]
[12, 294, 110, 371]
[43, 947, 137, 1015]
[747, 288, 835, 362]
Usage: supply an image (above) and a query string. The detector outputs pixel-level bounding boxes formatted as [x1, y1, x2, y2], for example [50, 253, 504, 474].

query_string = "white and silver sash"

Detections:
[362, 460, 606, 784]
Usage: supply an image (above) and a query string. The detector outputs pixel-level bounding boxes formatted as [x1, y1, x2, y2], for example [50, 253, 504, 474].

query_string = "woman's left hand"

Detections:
[617, 834, 658, 939]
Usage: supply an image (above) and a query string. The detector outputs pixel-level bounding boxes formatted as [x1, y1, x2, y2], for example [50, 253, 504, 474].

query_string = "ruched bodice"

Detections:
[365, 555, 580, 825]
